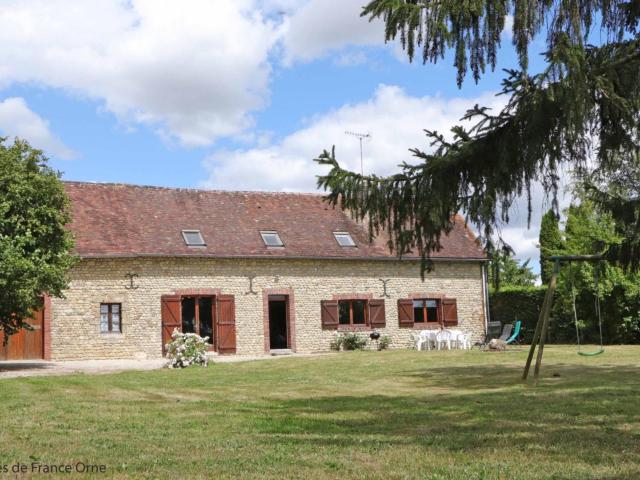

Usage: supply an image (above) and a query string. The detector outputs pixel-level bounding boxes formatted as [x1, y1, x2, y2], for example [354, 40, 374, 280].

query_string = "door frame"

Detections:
[262, 288, 296, 353]
[164, 289, 223, 354]
[267, 295, 289, 350]
[162, 289, 238, 356]
[180, 295, 218, 352]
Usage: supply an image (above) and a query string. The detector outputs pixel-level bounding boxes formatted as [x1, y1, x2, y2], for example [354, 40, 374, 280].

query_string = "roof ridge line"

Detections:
[63, 180, 327, 197]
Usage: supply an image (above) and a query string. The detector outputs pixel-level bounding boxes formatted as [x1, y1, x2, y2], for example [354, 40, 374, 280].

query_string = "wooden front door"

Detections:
[161, 294, 236, 355]
[0, 308, 44, 361]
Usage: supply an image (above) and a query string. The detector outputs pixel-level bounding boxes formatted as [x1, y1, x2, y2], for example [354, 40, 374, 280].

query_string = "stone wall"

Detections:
[50, 257, 487, 360]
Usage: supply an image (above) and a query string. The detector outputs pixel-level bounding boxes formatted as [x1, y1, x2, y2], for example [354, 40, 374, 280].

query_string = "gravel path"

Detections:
[0, 352, 331, 379]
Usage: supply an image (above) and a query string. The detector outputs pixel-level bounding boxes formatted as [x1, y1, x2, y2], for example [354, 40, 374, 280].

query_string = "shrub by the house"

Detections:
[378, 335, 391, 350]
[165, 330, 209, 368]
[330, 332, 369, 351]
[341, 332, 368, 350]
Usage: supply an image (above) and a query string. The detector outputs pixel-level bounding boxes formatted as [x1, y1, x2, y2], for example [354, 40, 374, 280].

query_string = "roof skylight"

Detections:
[182, 230, 206, 247]
[260, 231, 284, 247]
[333, 232, 356, 247]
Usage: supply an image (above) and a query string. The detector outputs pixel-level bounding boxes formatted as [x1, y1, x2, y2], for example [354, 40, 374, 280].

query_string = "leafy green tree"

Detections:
[0, 138, 76, 339]
[489, 249, 537, 291]
[315, 1, 639, 275]
[539, 209, 564, 284]
[551, 200, 640, 343]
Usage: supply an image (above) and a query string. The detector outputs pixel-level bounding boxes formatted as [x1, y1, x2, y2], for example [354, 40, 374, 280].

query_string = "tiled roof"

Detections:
[64, 182, 486, 261]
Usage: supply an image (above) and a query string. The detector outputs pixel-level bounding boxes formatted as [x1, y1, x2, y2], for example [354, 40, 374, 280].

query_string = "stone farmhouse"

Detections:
[0, 181, 489, 361]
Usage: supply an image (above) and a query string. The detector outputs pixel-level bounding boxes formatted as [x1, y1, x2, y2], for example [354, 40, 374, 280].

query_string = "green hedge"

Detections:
[491, 285, 640, 345]
[489, 286, 546, 343]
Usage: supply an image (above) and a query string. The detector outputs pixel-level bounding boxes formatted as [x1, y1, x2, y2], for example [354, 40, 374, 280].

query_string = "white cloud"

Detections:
[502, 14, 514, 40]
[494, 170, 573, 274]
[334, 51, 369, 67]
[281, 0, 384, 63]
[0, 0, 280, 147]
[203, 84, 573, 263]
[202, 84, 506, 191]
[0, 97, 76, 159]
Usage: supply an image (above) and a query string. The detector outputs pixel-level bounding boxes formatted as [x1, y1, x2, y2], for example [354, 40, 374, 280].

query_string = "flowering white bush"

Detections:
[165, 329, 209, 368]
[330, 331, 344, 351]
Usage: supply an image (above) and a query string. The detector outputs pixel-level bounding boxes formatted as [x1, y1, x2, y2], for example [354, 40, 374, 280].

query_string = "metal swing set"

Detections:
[523, 255, 606, 383]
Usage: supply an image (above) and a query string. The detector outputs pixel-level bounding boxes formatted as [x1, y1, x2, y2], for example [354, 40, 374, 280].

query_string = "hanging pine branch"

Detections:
[583, 154, 640, 271]
[361, 0, 638, 85]
[315, 13, 640, 275]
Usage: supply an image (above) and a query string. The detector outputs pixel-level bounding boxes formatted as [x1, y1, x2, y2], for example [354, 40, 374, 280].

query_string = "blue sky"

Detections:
[0, 0, 562, 270]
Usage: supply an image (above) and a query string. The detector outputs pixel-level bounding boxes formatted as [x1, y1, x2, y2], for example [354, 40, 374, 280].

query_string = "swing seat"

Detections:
[578, 348, 604, 357]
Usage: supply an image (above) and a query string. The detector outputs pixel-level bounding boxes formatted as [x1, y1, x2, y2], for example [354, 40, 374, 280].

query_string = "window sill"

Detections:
[337, 325, 372, 332]
[412, 323, 442, 330]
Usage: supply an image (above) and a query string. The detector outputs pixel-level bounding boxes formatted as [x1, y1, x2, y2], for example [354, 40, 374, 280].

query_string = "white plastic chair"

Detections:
[421, 330, 439, 351]
[436, 329, 453, 350]
[454, 332, 470, 350]
[411, 333, 425, 351]
[411, 330, 438, 351]
[447, 329, 470, 350]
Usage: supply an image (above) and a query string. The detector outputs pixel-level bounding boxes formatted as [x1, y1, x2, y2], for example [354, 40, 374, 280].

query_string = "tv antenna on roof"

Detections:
[345, 131, 371, 176]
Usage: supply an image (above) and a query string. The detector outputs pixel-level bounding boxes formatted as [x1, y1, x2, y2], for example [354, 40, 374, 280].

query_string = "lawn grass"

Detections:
[1, 346, 639, 479]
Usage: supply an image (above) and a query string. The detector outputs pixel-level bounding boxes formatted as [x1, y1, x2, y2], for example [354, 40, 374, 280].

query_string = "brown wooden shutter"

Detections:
[161, 295, 181, 355]
[320, 300, 339, 329]
[442, 298, 458, 326]
[217, 295, 236, 354]
[369, 299, 386, 328]
[398, 298, 414, 327]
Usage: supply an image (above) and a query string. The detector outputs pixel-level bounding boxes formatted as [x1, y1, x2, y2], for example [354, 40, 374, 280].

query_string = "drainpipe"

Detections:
[481, 262, 491, 335]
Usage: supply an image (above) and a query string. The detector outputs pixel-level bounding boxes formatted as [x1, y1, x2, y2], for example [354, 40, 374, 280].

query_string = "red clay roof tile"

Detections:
[64, 182, 486, 261]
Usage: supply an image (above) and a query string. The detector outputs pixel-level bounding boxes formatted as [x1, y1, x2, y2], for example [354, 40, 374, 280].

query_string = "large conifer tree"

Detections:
[315, 1, 639, 274]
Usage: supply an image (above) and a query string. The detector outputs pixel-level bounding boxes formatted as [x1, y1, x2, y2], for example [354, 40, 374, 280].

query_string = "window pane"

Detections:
[100, 304, 109, 314]
[112, 312, 120, 332]
[181, 297, 196, 333]
[334, 232, 356, 247]
[352, 300, 366, 324]
[338, 301, 350, 325]
[112, 304, 120, 313]
[198, 297, 213, 344]
[261, 232, 283, 246]
[183, 230, 205, 246]
[426, 300, 439, 322]
[413, 300, 425, 323]
[100, 313, 109, 332]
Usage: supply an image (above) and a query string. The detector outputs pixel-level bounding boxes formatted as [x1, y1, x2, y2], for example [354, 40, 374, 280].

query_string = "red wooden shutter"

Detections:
[369, 299, 386, 328]
[320, 300, 339, 329]
[161, 295, 181, 355]
[398, 298, 414, 327]
[217, 295, 236, 354]
[442, 298, 458, 326]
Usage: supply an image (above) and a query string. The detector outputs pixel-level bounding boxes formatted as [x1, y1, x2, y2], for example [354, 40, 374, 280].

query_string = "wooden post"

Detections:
[522, 259, 559, 381]
[533, 267, 559, 383]
[522, 281, 550, 380]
